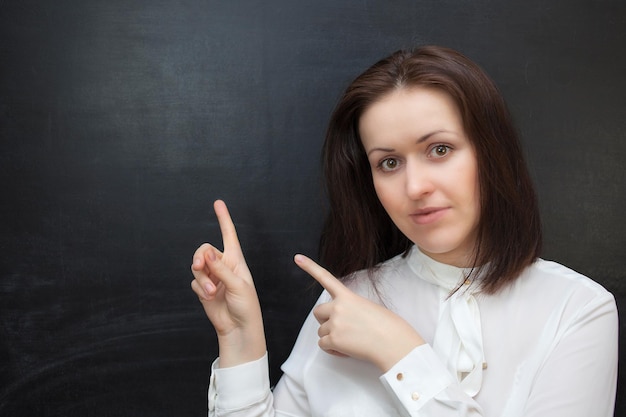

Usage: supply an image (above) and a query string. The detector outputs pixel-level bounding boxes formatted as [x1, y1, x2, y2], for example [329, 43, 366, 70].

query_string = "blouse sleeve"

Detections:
[380, 344, 484, 416]
[208, 354, 274, 417]
[208, 353, 309, 417]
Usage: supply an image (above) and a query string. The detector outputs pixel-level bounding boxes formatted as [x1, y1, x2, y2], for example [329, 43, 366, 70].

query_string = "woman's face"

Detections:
[359, 87, 480, 267]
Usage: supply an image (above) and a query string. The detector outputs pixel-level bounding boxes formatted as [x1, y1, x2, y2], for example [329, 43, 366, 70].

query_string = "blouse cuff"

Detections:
[379, 344, 453, 413]
[209, 352, 271, 413]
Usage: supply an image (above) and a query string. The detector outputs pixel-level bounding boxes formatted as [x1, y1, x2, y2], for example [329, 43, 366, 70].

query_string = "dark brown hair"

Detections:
[319, 45, 542, 294]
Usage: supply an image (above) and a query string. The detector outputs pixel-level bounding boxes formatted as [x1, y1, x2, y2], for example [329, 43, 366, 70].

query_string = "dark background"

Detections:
[1, 1, 624, 416]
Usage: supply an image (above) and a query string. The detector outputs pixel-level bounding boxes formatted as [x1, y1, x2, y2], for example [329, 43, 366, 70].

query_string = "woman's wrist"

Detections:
[217, 322, 267, 368]
[373, 326, 425, 372]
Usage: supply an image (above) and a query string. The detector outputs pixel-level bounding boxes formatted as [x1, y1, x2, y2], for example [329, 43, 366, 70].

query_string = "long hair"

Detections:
[319, 45, 542, 294]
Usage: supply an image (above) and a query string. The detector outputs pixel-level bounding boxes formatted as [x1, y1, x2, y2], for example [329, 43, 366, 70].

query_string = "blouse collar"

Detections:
[406, 245, 476, 292]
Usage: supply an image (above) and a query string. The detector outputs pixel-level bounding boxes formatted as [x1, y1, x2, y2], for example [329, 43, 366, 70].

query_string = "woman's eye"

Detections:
[379, 158, 399, 172]
[430, 145, 451, 158]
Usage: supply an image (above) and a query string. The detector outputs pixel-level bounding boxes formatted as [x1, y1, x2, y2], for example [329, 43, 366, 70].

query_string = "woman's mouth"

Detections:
[409, 207, 449, 225]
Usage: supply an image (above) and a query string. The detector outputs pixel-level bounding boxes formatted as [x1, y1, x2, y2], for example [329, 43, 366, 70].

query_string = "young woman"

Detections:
[191, 46, 618, 416]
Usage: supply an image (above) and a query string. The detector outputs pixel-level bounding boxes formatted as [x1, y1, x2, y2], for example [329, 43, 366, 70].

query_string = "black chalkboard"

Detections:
[2, 1, 625, 416]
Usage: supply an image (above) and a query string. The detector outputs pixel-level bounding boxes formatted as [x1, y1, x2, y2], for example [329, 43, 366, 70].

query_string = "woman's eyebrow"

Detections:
[366, 146, 395, 156]
[366, 130, 452, 156]
[416, 129, 450, 143]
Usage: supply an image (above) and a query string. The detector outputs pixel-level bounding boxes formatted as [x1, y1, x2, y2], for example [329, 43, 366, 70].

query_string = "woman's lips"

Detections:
[409, 207, 449, 225]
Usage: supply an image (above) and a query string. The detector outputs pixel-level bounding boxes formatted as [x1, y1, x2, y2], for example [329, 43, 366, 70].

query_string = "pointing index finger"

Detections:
[294, 254, 346, 298]
[213, 200, 242, 253]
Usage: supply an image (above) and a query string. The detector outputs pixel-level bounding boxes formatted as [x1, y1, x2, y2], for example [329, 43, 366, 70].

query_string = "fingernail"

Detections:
[207, 248, 217, 262]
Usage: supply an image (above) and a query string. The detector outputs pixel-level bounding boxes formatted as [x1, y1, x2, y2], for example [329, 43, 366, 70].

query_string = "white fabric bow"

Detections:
[408, 247, 486, 398]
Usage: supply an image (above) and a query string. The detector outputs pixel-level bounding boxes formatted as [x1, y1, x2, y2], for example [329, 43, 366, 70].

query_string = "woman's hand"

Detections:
[191, 200, 266, 367]
[294, 254, 425, 372]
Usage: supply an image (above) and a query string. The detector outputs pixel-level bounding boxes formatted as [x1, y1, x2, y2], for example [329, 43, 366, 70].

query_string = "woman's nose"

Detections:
[405, 160, 434, 200]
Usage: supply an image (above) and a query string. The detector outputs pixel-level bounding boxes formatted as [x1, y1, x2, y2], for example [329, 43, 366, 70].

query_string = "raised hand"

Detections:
[294, 254, 425, 372]
[191, 200, 266, 367]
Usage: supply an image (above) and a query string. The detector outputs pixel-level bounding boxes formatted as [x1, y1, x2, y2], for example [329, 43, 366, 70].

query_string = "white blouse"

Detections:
[208, 246, 618, 417]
